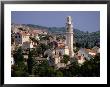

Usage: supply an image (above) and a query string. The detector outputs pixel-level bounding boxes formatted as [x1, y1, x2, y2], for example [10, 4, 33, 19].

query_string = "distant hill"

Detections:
[12, 23, 100, 48]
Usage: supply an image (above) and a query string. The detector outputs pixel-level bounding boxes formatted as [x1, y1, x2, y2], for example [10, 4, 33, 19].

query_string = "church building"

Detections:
[44, 16, 75, 68]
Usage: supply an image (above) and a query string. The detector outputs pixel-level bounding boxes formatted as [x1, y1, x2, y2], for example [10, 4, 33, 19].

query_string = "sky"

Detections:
[11, 11, 100, 32]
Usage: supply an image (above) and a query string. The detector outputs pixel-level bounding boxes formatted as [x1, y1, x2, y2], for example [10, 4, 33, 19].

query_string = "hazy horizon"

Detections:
[11, 11, 100, 32]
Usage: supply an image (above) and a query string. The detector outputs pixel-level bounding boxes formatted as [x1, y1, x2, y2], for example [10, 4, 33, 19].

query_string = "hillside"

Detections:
[12, 24, 100, 48]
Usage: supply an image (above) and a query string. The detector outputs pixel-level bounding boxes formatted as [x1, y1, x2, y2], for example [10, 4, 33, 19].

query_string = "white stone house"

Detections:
[14, 31, 30, 45]
[76, 48, 93, 64]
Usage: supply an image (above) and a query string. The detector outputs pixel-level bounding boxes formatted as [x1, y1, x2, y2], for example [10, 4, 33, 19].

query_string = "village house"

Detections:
[44, 46, 70, 69]
[92, 46, 100, 53]
[14, 31, 30, 45]
[76, 48, 93, 64]
[75, 46, 100, 64]
[86, 49, 96, 56]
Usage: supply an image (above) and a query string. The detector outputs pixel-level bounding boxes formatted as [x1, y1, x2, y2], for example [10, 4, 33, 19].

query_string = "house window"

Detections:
[15, 36, 17, 38]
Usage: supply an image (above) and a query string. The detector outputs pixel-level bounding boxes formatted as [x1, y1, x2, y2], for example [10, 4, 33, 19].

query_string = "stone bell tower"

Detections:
[66, 16, 74, 57]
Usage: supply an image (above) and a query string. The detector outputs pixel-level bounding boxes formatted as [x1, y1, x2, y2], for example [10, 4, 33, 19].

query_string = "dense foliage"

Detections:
[12, 47, 29, 77]
[12, 48, 100, 77]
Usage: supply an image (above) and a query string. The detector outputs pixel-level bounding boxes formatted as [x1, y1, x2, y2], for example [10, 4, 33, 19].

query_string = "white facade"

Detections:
[22, 34, 30, 44]
[22, 35, 30, 44]
[64, 46, 69, 55]
[54, 57, 61, 64]
[23, 55, 28, 59]
[53, 47, 69, 57]
[11, 56, 14, 65]
[66, 16, 74, 57]
[15, 32, 30, 45]
[88, 52, 96, 56]
[78, 59, 85, 64]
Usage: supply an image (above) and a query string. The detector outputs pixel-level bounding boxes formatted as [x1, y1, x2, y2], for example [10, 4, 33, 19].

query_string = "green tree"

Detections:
[63, 55, 70, 64]
[56, 70, 63, 77]
[35, 60, 58, 77]
[36, 43, 49, 57]
[27, 50, 34, 75]
[68, 60, 80, 76]
[35, 60, 49, 76]
[47, 66, 56, 76]
[13, 47, 24, 65]
[11, 64, 28, 77]
[12, 47, 28, 77]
